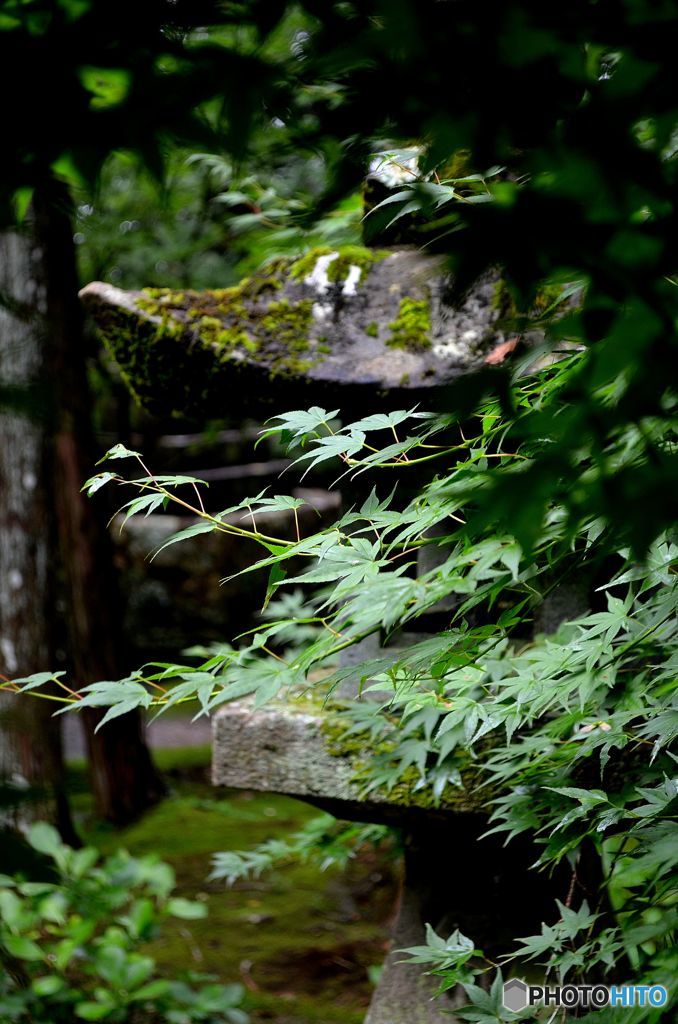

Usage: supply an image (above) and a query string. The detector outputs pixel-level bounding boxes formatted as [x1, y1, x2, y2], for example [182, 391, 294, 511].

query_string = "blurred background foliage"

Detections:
[3, 0, 676, 549]
[1, 1, 677, 1021]
[73, 148, 362, 291]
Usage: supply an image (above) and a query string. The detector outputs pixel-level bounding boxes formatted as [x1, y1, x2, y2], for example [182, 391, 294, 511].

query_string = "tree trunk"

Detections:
[31, 178, 165, 825]
[0, 227, 78, 842]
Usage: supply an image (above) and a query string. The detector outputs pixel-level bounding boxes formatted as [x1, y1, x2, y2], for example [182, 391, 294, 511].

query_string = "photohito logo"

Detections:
[503, 978, 668, 1011]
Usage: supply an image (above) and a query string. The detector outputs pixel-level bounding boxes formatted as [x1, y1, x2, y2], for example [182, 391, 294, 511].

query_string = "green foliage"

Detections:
[259, 590, 326, 652]
[203, 161, 363, 277]
[74, 150, 363, 293]
[4, 2, 678, 1019]
[0, 823, 247, 1024]
[41, 359, 674, 1017]
[0, 0, 313, 218]
[74, 152, 239, 292]
[210, 814, 389, 886]
[75, 779, 390, 1024]
[3, 0, 678, 541]
[401, 925, 484, 989]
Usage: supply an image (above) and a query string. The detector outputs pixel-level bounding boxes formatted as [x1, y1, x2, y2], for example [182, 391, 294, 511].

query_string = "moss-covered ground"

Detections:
[69, 744, 398, 1024]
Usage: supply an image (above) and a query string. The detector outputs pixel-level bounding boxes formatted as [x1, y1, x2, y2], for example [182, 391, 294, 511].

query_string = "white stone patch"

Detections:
[461, 328, 479, 343]
[341, 265, 362, 297]
[433, 337, 468, 360]
[22, 471, 37, 491]
[304, 252, 339, 294]
[8, 570, 22, 590]
[312, 302, 333, 322]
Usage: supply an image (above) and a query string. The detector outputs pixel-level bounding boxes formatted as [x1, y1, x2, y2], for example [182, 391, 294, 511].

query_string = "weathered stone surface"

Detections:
[211, 700, 482, 823]
[365, 881, 461, 1024]
[80, 247, 508, 417]
[211, 700, 562, 1024]
[211, 701, 484, 1021]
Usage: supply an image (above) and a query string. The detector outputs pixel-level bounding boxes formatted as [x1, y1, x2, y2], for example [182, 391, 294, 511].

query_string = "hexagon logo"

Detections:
[503, 978, 529, 1012]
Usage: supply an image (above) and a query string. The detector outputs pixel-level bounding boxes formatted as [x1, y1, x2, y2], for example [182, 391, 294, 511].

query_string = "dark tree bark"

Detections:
[29, 178, 166, 825]
[0, 226, 78, 842]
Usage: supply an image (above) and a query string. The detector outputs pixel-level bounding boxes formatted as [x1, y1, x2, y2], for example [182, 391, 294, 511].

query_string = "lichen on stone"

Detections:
[386, 296, 432, 352]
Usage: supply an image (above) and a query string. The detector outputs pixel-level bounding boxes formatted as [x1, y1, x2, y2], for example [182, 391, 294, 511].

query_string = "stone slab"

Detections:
[79, 248, 512, 417]
[211, 700, 482, 824]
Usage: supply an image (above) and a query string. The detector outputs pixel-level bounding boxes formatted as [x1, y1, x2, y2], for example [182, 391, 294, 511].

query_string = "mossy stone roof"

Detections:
[80, 247, 508, 417]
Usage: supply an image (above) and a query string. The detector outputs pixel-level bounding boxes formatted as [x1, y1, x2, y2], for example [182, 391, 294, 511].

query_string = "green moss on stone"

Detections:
[193, 315, 257, 355]
[320, 711, 484, 813]
[321, 714, 373, 760]
[365, 321, 379, 337]
[236, 265, 284, 298]
[92, 245, 398, 417]
[135, 270, 321, 377]
[260, 297, 315, 375]
[328, 246, 390, 283]
[386, 296, 432, 352]
[92, 302, 190, 411]
[136, 284, 248, 328]
[127, 274, 321, 380]
[137, 288, 186, 312]
[198, 314, 222, 333]
[384, 762, 485, 813]
[289, 245, 390, 286]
